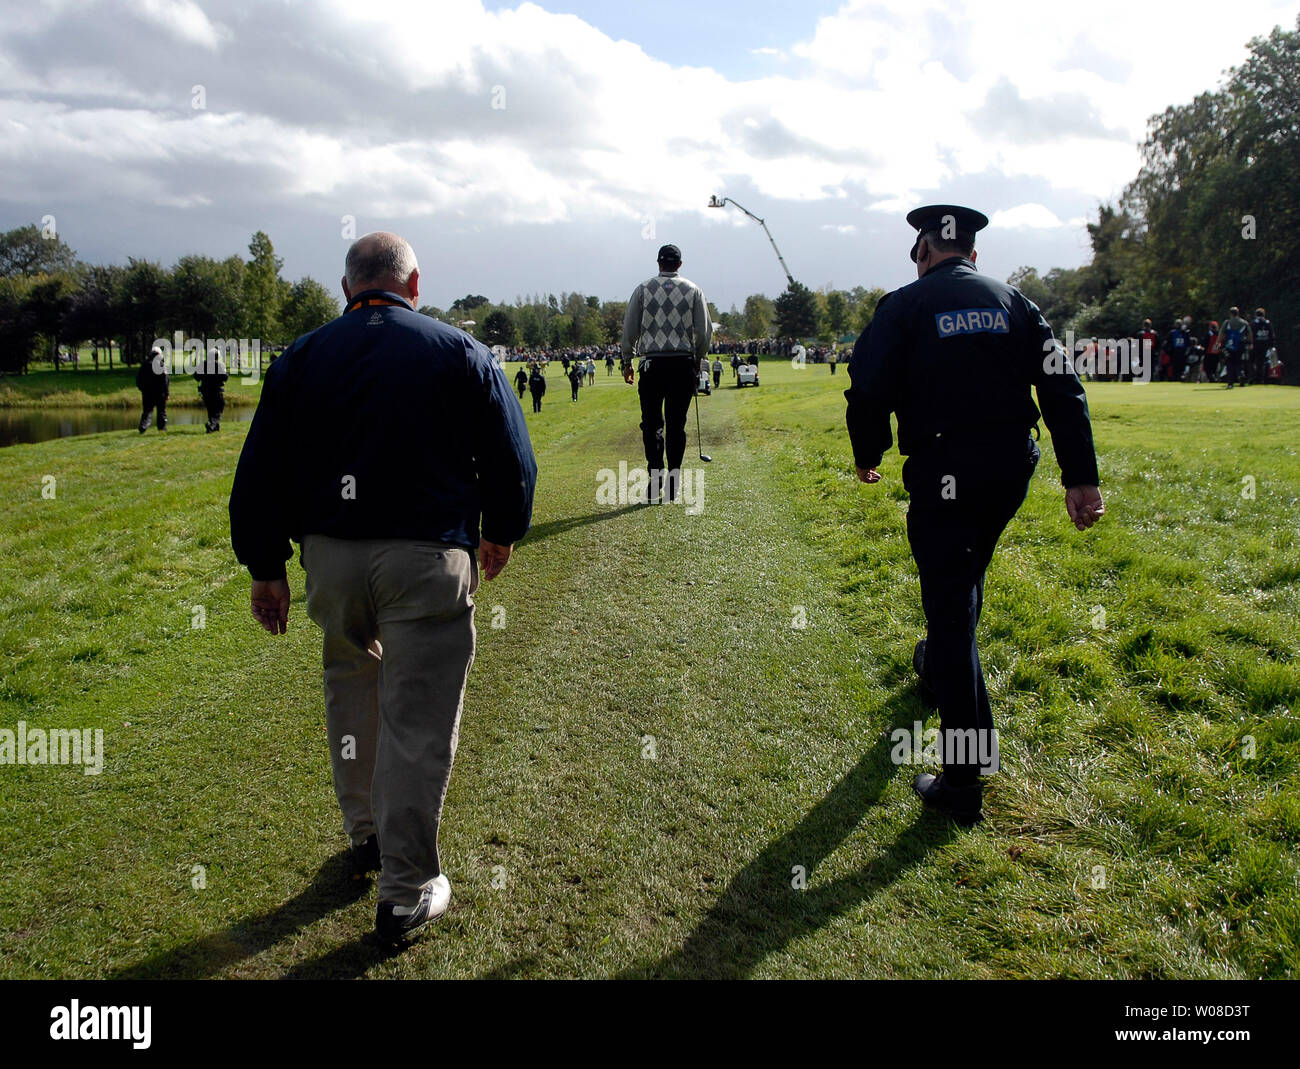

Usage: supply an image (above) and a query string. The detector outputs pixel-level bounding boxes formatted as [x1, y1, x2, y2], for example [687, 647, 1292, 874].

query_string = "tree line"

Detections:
[0, 229, 338, 374]
[1007, 16, 1299, 380]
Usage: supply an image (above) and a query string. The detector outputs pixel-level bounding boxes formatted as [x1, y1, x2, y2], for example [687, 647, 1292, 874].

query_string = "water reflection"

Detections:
[0, 407, 254, 447]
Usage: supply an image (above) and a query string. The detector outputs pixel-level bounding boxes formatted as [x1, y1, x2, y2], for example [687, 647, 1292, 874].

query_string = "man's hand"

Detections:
[1065, 485, 1105, 531]
[856, 466, 882, 484]
[479, 539, 513, 581]
[250, 578, 290, 634]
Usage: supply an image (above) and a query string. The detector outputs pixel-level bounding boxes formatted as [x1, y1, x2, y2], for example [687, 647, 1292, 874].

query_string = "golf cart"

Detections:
[736, 362, 759, 387]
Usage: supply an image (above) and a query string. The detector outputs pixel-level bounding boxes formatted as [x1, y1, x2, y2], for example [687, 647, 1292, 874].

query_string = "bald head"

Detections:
[343, 232, 419, 303]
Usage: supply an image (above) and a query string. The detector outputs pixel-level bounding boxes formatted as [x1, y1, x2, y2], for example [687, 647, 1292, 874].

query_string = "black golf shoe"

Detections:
[349, 833, 380, 881]
[912, 772, 983, 825]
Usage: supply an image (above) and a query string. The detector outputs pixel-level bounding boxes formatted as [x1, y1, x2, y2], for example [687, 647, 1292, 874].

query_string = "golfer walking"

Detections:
[230, 232, 537, 943]
[621, 244, 712, 502]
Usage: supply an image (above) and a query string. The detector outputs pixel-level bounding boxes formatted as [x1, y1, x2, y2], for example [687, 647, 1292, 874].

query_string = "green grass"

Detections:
[0, 364, 1297, 978]
[0, 366, 263, 408]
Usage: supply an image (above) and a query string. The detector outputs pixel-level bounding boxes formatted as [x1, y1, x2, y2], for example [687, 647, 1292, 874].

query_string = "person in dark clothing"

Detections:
[1202, 321, 1222, 382]
[846, 204, 1102, 826]
[1161, 319, 1192, 383]
[1250, 308, 1273, 385]
[568, 363, 582, 402]
[136, 345, 169, 433]
[194, 349, 229, 432]
[229, 231, 536, 945]
[514, 365, 528, 400]
[529, 366, 547, 412]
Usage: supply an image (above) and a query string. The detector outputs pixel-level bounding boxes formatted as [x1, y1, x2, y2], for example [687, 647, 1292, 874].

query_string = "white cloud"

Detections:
[991, 204, 1066, 230]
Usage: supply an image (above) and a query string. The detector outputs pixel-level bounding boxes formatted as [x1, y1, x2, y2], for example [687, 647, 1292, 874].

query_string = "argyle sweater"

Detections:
[621, 271, 712, 359]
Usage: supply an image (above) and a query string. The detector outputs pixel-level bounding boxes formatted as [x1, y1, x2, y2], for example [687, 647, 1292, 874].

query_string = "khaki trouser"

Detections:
[302, 534, 478, 906]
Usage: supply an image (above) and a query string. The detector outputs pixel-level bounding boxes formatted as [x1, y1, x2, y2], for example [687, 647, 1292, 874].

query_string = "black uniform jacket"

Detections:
[845, 258, 1099, 488]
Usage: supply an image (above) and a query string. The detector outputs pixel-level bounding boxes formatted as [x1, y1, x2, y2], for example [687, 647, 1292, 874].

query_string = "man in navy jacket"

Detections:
[230, 232, 537, 944]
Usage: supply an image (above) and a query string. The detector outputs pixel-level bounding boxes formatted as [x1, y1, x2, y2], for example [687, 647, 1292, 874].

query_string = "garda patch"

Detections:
[935, 308, 1009, 338]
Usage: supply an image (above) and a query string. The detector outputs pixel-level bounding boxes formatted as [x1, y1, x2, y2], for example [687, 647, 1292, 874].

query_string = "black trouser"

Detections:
[1225, 350, 1244, 384]
[713, 370, 721, 387]
[139, 393, 167, 431]
[1203, 353, 1219, 381]
[571, 382, 579, 400]
[1171, 352, 1187, 382]
[904, 437, 1038, 785]
[637, 355, 696, 478]
[1250, 349, 1268, 384]
[530, 390, 543, 412]
[200, 386, 225, 428]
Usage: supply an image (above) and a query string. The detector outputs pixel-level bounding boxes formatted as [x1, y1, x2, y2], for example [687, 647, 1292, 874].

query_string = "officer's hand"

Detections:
[479, 539, 513, 581]
[1065, 485, 1105, 531]
[250, 578, 290, 634]
[856, 466, 882, 484]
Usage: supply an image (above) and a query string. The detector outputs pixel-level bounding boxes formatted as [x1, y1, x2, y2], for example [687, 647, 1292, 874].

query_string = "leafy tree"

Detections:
[281, 277, 340, 341]
[599, 300, 627, 345]
[774, 281, 820, 339]
[824, 290, 849, 337]
[483, 308, 517, 346]
[742, 294, 774, 338]
[242, 231, 283, 343]
[116, 258, 168, 364]
[0, 224, 77, 278]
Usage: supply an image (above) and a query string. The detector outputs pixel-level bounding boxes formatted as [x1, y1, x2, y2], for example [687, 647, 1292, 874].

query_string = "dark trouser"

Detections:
[904, 437, 1039, 785]
[139, 394, 167, 432]
[1225, 351, 1243, 384]
[516, 383, 526, 399]
[531, 391, 543, 412]
[713, 370, 721, 387]
[1203, 354, 1219, 381]
[200, 387, 224, 429]
[1250, 349, 1267, 384]
[571, 383, 579, 400]
[830, 362, 837, 374]
[638, 355, 696, 477]
[1171, 352, 1187, 382]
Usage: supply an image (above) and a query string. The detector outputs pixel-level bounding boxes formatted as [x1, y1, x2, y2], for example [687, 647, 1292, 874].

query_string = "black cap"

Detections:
[906, 204, 989, 262]
[657, 244, 682, 264]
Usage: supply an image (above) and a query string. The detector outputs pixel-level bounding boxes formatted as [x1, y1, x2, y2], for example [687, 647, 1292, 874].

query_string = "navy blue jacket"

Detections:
[845, 259, 1099, 488]
[230, 291, 537, 581]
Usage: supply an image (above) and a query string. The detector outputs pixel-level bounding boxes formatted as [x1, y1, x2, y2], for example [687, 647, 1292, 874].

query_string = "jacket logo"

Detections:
[367, 311, 384, 326]
[935, 308, 1009, 337]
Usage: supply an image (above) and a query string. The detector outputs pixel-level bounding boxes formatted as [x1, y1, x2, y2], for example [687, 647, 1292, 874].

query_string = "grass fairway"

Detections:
[1, 362, 1297, 979]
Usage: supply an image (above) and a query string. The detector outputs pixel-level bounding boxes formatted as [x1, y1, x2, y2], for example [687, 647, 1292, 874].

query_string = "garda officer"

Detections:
[621, 244, 712, 502]
[528, 365, 547, 413]
[136, 344, 170, 433]
[194, 347, 229, 432]
[845, 204, 1104, 824]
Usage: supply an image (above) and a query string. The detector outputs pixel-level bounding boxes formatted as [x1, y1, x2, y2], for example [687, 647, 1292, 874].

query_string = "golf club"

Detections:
[694, 390, 712, 463]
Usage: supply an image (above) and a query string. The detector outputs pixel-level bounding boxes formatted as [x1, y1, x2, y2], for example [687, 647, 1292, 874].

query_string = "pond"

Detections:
[0, 407, 254, 447]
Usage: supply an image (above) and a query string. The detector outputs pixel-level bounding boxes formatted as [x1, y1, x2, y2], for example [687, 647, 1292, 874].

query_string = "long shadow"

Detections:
[618, 718, 957, 979]
[107, 849, 373, 979]
[521, 504, 645, 545]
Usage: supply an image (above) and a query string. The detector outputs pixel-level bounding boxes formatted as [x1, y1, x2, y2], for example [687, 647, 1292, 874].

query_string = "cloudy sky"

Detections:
[2, 0, 1296, 311]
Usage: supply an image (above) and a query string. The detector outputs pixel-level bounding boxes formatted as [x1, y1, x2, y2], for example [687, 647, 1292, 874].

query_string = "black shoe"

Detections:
[912, 772, 983, 825]
[913, 639, 937, 706]
[375, 875, 451, 944]
[349, 834, 380, 881]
